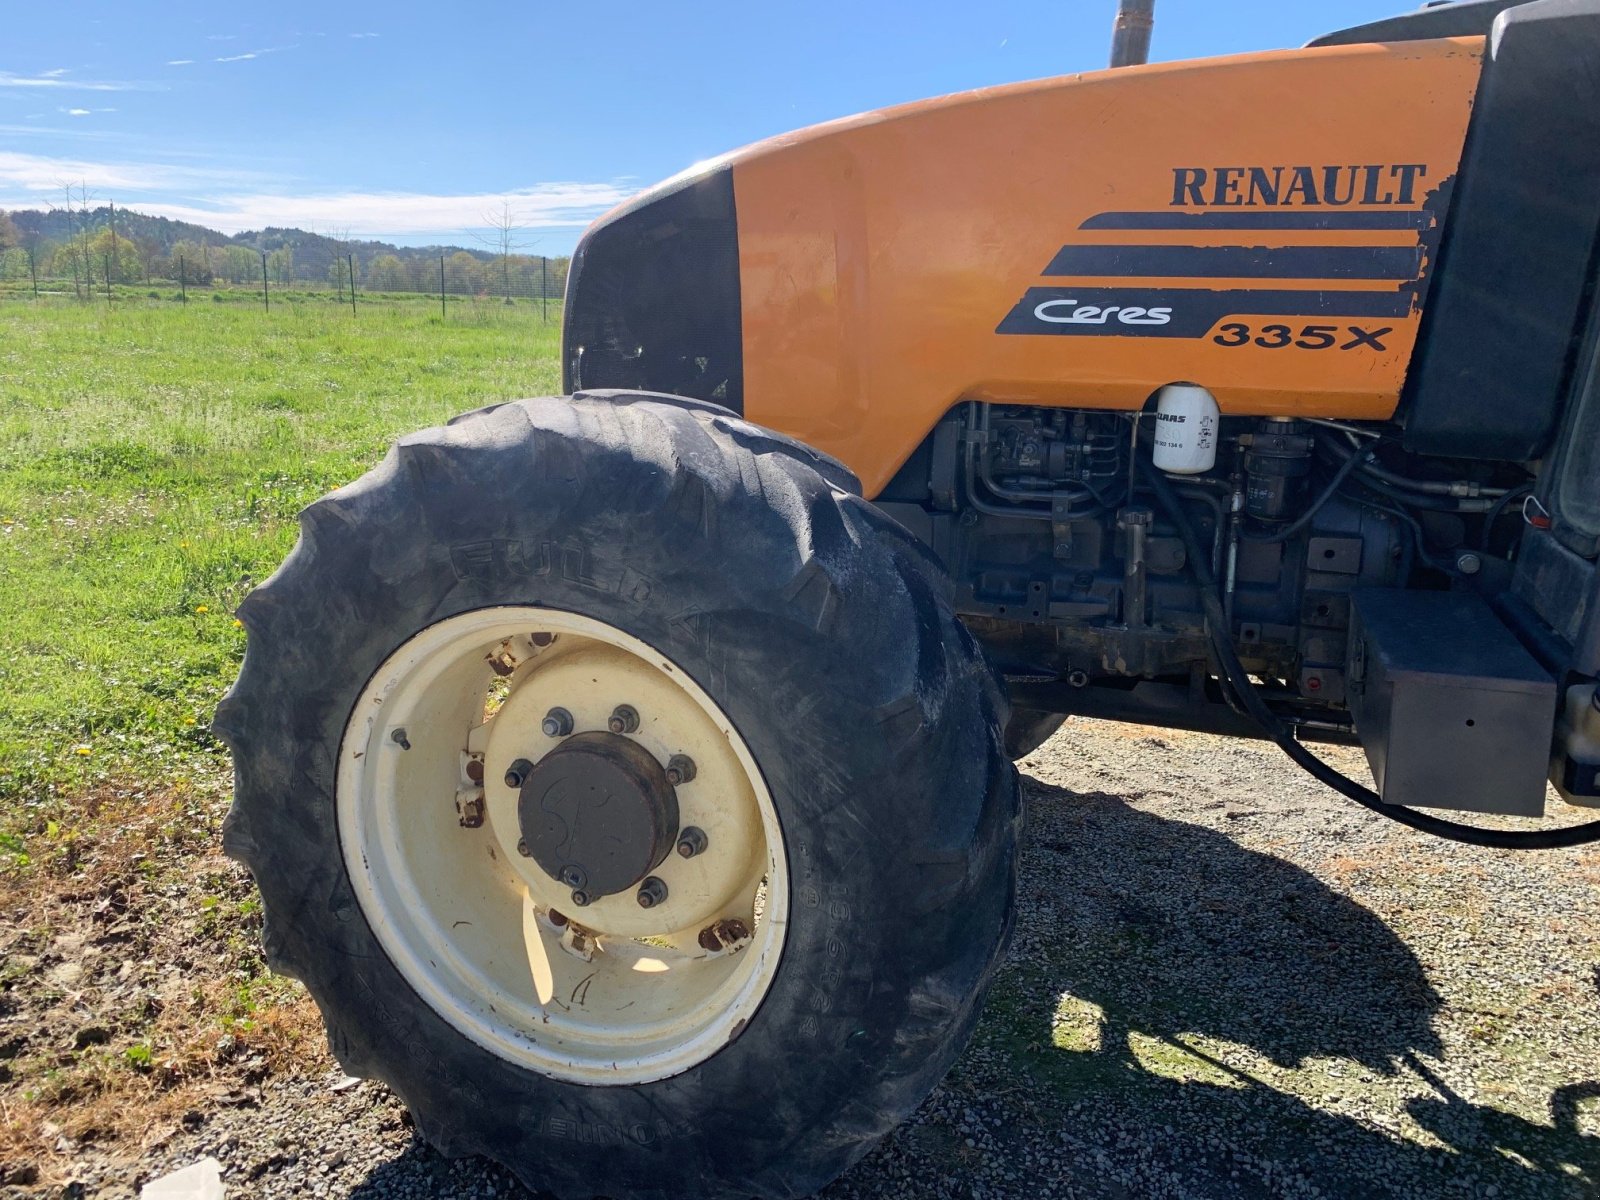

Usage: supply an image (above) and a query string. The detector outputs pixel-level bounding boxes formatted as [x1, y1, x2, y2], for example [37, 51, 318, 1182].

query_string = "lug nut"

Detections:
[1456, 551, 1483, 576]
[570, 889, 592, 907]
[665, 754, 696, 786]
[676, 826, 708, 858]
[541, 707, 574, 738]
[390, 727, 411, 751]
[607, 704, 640, 734]
[636, 876, 668, 908]
[504, 757, 534, 789]
[516, 838, 532, 857]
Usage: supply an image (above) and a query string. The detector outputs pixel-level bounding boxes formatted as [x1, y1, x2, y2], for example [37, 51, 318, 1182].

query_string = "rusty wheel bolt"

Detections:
[504, 757, 534, 789]
[547, 909, 568, 927]
[570, 889, 592, 907]
[697, 918, 751, 952]
[516, 839, 531, 858]
[676, 826, 708, 859]
[390, 727, 411, 751]
[636, 876, 668, 908]
[465, 758, 485, 784]
[607, 704, 640, 734]
[541, 707, 574, 738]
[665, 754, 697, 786]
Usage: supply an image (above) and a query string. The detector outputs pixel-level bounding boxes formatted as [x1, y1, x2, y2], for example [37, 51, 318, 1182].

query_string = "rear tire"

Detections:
[216, 392, 1019, 1200]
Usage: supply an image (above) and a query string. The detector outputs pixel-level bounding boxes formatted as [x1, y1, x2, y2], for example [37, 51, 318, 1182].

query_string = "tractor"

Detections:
[216, 1, 1600, 1195]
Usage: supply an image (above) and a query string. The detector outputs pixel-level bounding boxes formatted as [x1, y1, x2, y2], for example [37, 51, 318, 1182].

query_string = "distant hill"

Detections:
[1, 203, 569, 296]
[4, 205, 498, 266]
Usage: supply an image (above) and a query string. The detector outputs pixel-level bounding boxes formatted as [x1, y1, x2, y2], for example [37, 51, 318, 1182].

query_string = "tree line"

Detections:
[0, 206, 571, 301]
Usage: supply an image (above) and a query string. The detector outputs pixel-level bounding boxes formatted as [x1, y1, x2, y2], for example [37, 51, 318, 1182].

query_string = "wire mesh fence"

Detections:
[0, 206, 571, 319]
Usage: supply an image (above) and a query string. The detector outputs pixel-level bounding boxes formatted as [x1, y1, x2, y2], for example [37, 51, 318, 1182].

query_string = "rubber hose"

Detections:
[1146, 467, 1600, 849]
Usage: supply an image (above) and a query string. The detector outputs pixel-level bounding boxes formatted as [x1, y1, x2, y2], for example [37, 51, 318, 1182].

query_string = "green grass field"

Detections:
[0, 297, 562, 854]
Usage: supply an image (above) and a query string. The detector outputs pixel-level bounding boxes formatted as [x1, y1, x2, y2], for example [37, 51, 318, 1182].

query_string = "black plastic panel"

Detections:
[562, 167, 744, 413]
[1400, 0, 1600, 460]
[1309, 0, 1524, 47]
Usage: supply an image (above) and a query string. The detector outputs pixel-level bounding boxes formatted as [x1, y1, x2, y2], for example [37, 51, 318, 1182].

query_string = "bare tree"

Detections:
[49, 181, 99, 300]
[473, 200, 532, 304]
[108, 199, 119, 288]
[323, 224, 354, 300]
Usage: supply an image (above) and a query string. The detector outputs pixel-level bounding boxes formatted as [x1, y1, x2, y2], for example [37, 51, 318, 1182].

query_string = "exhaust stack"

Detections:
[1110, 0, 1156, 68]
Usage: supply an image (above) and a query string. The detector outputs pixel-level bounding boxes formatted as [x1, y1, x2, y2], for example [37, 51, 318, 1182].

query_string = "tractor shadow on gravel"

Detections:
[343, 774, 1599, 1199]
[926, 775, 1600, 1198]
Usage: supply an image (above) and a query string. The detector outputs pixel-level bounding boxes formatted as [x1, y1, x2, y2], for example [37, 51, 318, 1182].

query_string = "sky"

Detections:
[4, 1, 1420, 254]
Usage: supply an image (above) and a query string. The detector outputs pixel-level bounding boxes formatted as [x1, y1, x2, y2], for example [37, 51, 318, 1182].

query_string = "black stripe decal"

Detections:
[1080, 210, 1434, 231]
[996, 287, 1412, 338]
[1043, 244, 1423, 280]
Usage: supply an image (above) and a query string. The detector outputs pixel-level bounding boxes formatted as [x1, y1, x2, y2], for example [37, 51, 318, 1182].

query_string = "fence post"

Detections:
[540, 256, 549, 324]
[179, 255, 187, 303]
[29, 248, 38, 299]
[348, 254, 357, 315]
[104, 253, 112, 302]
[440, 254, 446, 320]
[261, 251, 269, 311]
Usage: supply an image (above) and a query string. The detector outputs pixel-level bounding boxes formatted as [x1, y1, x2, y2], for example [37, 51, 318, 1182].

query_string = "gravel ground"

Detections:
[10, 718, 1600, 1198]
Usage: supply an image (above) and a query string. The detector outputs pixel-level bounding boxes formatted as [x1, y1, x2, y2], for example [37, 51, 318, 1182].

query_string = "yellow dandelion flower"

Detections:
[195, 604, 209, 614]
[73, 744, 92, 756]
[180, 540, 191, 549]
[183, 716, 197, 726]
[233, 618, 244, 629]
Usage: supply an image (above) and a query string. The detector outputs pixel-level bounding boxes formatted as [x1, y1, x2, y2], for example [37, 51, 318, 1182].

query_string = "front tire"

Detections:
[216, 392, 1019, 1199]
[1005, 709, 1067, 760]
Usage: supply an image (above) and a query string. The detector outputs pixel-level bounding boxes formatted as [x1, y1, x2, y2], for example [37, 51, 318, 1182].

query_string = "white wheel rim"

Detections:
[336, 606, 789, 1085]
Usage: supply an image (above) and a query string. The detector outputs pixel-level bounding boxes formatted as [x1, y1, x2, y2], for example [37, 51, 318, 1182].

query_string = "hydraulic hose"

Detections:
[1479, 485, 1535, 553]
[1145, 466, 1600, 849]
[1322, 435, 1505, 508]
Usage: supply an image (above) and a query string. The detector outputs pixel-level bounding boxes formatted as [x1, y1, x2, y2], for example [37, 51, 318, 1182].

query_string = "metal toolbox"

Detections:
[1347, 589, 1557, 816]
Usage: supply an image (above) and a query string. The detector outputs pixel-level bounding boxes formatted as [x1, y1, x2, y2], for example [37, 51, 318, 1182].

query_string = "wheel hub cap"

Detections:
[517, 730, 680, 898]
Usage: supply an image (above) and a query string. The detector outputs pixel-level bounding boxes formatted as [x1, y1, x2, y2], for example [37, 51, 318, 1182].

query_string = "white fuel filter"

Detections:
[1151, 384, 1221, 474]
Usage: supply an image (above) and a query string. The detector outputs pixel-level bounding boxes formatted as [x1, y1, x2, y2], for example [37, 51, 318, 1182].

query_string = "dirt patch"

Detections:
[0, 781, 325, 1191]
[3, 720, 1599, 1197]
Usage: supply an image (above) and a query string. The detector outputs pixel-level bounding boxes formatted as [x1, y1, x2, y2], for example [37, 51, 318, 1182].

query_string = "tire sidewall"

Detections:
[229, 398, 1015, 1196]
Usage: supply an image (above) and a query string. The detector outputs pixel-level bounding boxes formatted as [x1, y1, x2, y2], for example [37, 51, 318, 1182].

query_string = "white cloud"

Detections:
[167, 59, 194, 66]
[349, 32, 380, 39]
[0, 150, 632, 237]
[0, 71, 159, 92]
[0, 150, 266, 195]
[39, 68, 69, 78]
[214, 45, 296, 64]
[144, 183, 632, 236]
[0, 124, 114, 139]
[62, 108, 91, 116]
